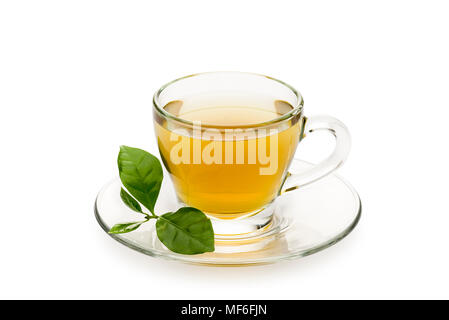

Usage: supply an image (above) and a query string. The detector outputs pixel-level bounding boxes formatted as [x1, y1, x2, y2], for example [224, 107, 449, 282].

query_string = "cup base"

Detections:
[94, 159, 362, 266]
[186, 202, 276, 239]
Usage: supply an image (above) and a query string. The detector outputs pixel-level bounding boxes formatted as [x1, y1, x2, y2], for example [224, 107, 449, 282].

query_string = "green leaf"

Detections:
[156, 207, 215, 255]
[109, 221, 146, 234]
[117, 145, 163, 214]
[120, 188, 143, 213]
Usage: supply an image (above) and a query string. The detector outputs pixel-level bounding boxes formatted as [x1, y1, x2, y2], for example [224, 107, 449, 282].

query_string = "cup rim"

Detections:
[152, 71, 304, 129]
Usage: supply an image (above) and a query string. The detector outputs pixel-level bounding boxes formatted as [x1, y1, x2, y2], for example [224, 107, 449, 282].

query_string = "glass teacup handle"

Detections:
[281, 115, 351, 193]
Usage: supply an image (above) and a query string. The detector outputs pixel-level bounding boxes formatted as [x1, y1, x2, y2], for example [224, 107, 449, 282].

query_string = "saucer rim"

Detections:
[94, 160, 362, 266]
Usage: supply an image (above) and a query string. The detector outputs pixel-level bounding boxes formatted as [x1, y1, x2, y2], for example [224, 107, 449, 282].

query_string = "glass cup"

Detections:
[153, 72, 350, 237]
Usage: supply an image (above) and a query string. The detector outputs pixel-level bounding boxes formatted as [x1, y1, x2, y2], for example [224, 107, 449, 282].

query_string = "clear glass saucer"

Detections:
[94, 159, 361, 266]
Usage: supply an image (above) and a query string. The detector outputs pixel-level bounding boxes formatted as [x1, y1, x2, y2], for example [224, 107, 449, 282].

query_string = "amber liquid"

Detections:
[155, 99, 302, 218]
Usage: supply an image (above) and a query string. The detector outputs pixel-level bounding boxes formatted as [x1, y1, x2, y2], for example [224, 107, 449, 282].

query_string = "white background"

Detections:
[1, 0, 448, 299]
